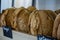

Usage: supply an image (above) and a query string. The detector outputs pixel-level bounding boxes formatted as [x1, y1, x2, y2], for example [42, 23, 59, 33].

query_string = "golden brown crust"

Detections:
[29, 10, 40, 36]
[0, 10, 8, 27]
[52, 14, 60, 39]
[40, 10, 57, 20]
[5, 7, 25, 30]
[16, 8, 30, 33]
[27, 6, 36, 13]
[38, 10, 53, 37]
[28, 10, 54, 36]
[5, 8, 15, 28]
[57, 24, 60, 40]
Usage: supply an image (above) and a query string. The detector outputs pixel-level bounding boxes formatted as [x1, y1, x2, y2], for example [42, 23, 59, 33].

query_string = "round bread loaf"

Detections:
[28, 10, 40, 36]
[17, 8, 30, 33]
[52, 14, 60, 40]
[0, 10, 8, 27]
[38, 10, 54, 37]
[12, 7, 26, 30]
[29, 10, 54, 36]
[5, 8, 16, 29]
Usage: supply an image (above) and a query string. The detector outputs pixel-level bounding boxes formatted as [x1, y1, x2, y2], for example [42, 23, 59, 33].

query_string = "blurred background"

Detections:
[0, 0, 60, 12]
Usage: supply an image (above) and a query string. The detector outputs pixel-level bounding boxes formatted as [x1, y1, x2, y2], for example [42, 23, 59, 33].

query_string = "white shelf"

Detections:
[0, 27, 37, 40]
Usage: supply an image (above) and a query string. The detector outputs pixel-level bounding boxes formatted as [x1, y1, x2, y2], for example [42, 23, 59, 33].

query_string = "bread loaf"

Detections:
[38, 10, 53, 36]
[17, 8, 30, 33]
[29, 10, 54, 36]
[52, 14, 60, 40]
[27, 6, 36, 13]
[5, 8, 16, 30]
[0, 13, 2, 27]
[57, 24, 60, 40]
[28, 10, 40, 36]
[10, 7, 26, 30]
[0, 10, 8, 27]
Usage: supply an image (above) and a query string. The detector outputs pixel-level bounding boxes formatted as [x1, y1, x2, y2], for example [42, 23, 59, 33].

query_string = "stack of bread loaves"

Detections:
[0, 6, 59, 39]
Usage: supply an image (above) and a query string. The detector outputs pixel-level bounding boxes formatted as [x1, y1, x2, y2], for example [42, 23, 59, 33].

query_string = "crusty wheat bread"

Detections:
[0, 10, 8, 27]
[27, 6, 36, 13]
[5, 8, 15, 29]
[28, 10, 40, 36]
[52, 14, 60, 40]
[29, 10, 54, 36]
[17, 8, 30, 33]
[12, 7, 26, 30]
[38, 10, 53, 37]
[5, 7, 26, 30]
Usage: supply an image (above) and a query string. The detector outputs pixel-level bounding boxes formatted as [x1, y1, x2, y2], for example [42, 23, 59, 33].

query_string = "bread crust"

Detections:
[52, 14, 60, 40]
[0, 10, 8, 27]
[17, 8, 30, 33]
